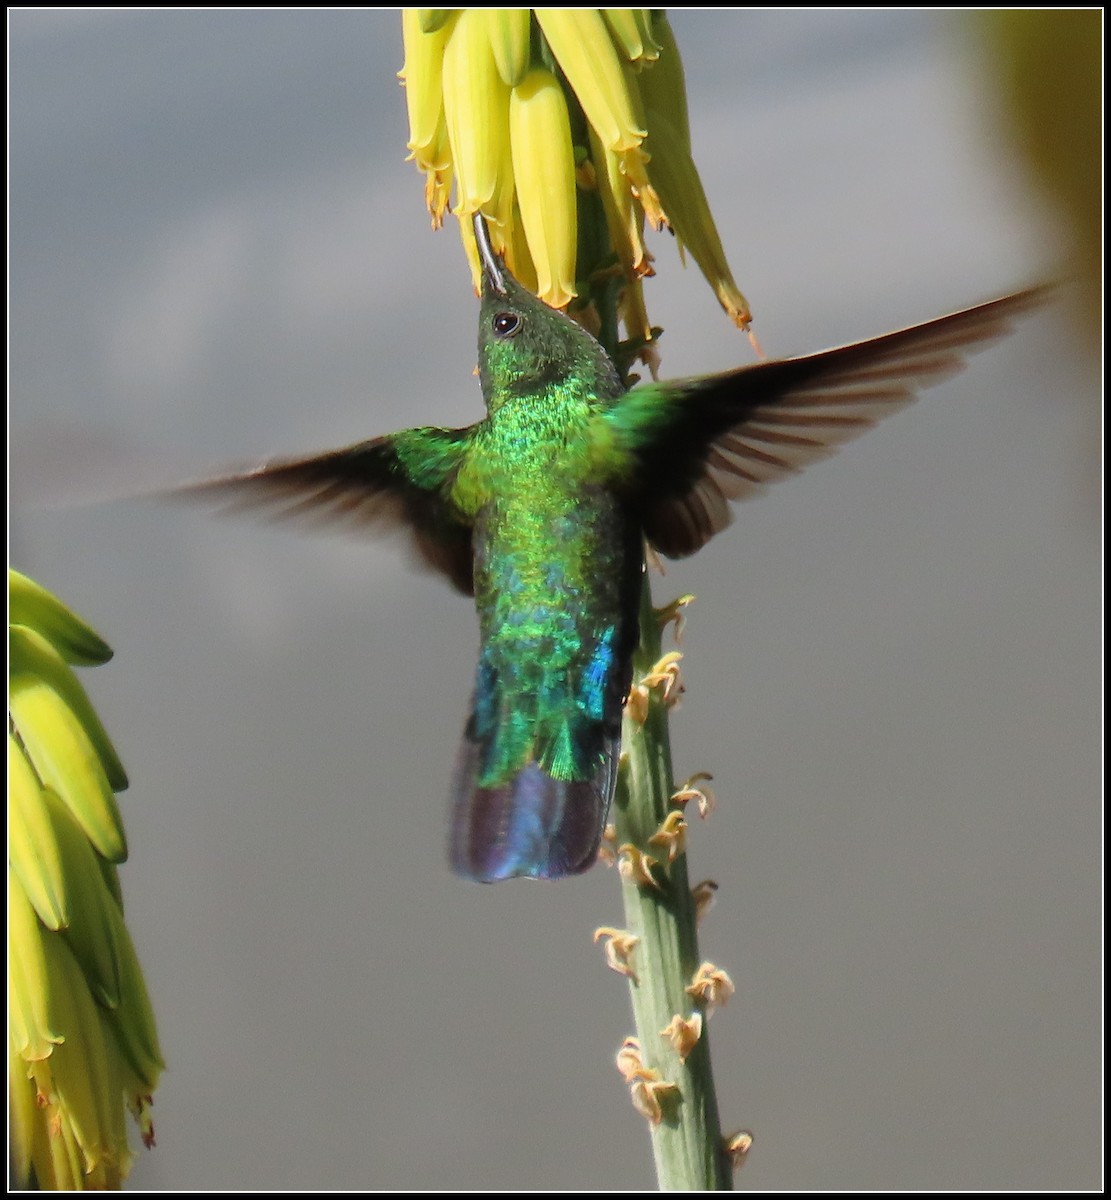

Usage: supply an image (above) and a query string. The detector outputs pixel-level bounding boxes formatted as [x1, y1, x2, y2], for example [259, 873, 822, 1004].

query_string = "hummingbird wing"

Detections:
[603, 289, 1046, 558]
[171, 427, 477, 594]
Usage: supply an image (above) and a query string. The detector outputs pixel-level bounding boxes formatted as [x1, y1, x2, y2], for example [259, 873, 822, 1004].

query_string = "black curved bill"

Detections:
[472, 212, 508, 297]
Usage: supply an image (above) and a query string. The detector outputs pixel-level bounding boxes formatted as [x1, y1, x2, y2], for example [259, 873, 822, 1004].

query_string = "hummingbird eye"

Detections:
[492, 311, 522, 338]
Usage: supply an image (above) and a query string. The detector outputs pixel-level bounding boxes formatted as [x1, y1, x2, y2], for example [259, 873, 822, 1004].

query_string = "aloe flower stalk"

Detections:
[608, 582, 735, 1189]
[9, 569, 163, 1190]
[399, 9, 752, 1187]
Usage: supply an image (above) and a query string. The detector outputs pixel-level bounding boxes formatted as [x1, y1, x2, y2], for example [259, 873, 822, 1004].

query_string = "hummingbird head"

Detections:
[472, 213, 623, 411]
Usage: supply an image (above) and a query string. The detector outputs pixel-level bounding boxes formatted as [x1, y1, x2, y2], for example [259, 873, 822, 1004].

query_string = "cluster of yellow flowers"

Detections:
[400, 9, 750, 345]
[9, 571, 162, 1189]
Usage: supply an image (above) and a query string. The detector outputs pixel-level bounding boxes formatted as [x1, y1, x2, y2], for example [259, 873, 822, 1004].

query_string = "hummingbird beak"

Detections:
[473, 212, 509, 298]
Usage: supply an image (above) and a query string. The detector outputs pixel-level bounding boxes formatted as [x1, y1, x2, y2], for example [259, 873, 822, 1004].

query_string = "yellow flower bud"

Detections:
[486, 8, 533, 87]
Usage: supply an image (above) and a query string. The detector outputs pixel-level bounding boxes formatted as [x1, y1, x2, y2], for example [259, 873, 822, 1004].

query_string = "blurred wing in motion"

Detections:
[172, 426, 477, 594]
[605, 288, 1048, 557]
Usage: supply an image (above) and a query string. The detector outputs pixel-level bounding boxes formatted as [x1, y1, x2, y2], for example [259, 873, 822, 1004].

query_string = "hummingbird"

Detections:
[183, 213, 1042, 883]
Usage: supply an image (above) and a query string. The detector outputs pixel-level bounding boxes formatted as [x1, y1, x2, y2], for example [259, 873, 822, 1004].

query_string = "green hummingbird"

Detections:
[185, 213, 1041, 882]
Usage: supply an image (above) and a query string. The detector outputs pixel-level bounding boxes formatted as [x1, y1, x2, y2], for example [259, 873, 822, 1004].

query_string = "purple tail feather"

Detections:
[450, 737, 619, 882]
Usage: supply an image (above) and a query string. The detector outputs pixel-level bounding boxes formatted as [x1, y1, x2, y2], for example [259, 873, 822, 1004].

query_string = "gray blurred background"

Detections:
[9, 10, 1100, 1191]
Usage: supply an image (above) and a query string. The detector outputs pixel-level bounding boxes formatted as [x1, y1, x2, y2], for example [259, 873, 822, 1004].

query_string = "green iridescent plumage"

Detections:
[179, 216, 1043, 881]
[450, 242, 643, 879]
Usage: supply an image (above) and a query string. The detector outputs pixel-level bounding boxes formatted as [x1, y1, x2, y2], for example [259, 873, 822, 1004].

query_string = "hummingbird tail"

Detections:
[449, 735, 619, 882]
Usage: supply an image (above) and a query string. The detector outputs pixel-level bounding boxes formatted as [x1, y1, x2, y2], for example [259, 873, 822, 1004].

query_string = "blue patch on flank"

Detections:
[579, 626, 615, 720]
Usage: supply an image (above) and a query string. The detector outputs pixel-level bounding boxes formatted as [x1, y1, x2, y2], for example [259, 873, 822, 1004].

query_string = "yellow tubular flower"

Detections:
[620, 276, 654, 348]
[36, 784, 131, 1008]
[422, 120, 454, 230]
[9, 569, 162, 1190]
[534, 9, 646, 152]
[400, 8, 453, 168]
[634, 9, 663, 63]
[509, 68, 577, 309]
[486, 8, 533, 87]
[612, 54, 667, 232]
[401, 12, 455, 230]
[102, 921, 162, 1093]
[441, 9, 512, 217]
[532, 9, 662, 233]
[10, 625, 128, 791]
[10, 734, 68, 930]
[588, 125, 653, 278]
[643, 106, 752, 329]
[602, 9, 661, 66]
[9, 675, 128, 864]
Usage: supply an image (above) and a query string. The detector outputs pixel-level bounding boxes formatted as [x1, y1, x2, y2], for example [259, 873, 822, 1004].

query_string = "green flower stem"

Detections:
[580, 168, 731, 1189]
[612, 576, 732, 1191]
